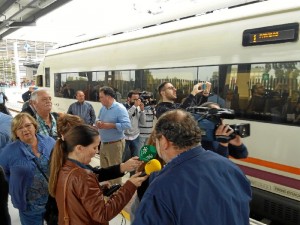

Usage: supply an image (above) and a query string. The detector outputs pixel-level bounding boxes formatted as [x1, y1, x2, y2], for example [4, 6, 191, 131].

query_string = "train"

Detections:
[36, 0, 300, 224]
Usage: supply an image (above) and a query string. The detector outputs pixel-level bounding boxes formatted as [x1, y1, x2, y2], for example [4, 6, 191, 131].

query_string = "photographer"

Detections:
[138, 93, 156, 147]
[155, 81, 211, 119]
[123, 90, 146, 165]
[199, 102, 248, 159]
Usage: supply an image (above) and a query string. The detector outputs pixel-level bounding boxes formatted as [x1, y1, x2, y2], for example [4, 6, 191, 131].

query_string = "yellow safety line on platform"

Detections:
[121, 209, 130, 221]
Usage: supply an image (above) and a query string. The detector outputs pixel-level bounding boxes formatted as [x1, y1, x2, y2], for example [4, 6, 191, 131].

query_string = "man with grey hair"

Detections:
[133, 109, 251, 225]
[31, 89, 59, 140]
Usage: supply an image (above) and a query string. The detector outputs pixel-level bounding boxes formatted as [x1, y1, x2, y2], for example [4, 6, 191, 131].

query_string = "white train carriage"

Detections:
[37, 0, 300, 224]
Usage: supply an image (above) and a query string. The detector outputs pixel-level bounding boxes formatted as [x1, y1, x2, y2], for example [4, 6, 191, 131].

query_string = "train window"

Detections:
[36, 75, 43, 87]
[243, 62, 300, 123]
[208, 62, 300, 126]
[51, 63, 300, 126]
[181, 63, 300, 126]
[197, 66, 218, 82]
[148, 67, 198, 103]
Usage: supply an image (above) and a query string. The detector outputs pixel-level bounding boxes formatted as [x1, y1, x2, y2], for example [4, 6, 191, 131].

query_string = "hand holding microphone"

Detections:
[120, 156, 143, 173]
[139, 159, 162, 177]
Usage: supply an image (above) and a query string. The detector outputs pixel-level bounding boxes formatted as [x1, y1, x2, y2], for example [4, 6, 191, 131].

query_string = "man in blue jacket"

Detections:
[133, 109, 252, 225]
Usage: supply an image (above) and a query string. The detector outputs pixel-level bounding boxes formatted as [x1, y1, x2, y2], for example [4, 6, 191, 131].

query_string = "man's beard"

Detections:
[166, 94, 177, 101]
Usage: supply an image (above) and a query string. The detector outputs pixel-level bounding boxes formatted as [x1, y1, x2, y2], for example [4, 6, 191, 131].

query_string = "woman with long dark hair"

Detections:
[49, 125, 147, 225]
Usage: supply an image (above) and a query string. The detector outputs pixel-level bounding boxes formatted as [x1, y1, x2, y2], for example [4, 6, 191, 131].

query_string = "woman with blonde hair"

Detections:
[0, 113, 55, 225]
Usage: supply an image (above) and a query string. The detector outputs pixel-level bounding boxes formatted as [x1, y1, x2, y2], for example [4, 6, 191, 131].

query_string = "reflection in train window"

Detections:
[53, 62, 300, 126]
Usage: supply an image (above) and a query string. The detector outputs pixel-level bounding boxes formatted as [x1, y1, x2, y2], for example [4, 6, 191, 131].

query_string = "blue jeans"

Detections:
[138, 136, 149, 149]
[19, 208, 45, 225]
[123, 137, 140, 162]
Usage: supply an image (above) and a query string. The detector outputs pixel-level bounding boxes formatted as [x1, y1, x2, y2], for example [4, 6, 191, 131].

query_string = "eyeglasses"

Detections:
[164, 86, 176, 91]
[17, 123, 33, 131]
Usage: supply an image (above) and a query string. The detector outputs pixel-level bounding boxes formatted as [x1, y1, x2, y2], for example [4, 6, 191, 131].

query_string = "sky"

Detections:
[5, 0, 251, 44]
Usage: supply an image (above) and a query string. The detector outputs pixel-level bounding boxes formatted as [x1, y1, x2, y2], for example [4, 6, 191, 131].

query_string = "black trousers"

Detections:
[0, 166, 11, 225]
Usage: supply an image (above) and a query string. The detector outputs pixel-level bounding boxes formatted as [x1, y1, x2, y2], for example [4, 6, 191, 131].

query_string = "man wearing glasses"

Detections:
[155, 81, 211, 119]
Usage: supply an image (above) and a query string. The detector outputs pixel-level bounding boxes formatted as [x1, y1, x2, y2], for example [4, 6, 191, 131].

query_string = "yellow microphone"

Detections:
[143, 159, 162, 176]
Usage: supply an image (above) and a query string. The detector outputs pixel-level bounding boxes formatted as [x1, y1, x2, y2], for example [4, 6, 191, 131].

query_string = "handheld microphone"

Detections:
[140, 159, 162, 176]
[139, 145, 157, 162]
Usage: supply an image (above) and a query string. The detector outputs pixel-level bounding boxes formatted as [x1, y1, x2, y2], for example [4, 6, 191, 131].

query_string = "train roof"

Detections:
[48, 0, 300, 55]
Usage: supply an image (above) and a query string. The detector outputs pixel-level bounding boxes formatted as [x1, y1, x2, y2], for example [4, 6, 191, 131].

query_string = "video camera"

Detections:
[139, 91, 157, 106]
[186, 106, 250, 142]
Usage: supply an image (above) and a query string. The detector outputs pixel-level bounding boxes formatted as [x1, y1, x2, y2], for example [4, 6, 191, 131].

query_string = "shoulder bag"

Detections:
[33, 158, 58, 225]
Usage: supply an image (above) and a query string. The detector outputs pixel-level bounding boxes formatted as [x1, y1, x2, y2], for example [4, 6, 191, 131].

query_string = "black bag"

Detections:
[44, 195, 58, 225]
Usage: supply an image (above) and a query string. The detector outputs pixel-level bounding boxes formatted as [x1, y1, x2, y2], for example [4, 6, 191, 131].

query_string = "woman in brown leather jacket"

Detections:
[48, 125, 148, 225]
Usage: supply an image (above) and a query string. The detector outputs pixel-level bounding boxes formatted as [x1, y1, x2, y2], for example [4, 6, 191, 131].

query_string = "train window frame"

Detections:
[45, 68, 50, 87]
[242, 23, 299, 46]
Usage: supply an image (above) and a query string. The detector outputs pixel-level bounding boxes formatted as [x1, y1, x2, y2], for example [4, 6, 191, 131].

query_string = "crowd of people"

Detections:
[0, 82, 252, 225]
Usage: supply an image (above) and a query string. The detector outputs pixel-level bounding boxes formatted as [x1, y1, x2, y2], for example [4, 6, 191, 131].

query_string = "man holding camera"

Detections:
[123, 90, 146, 167]
[155, 81, 211, 119]
[199, 102, 248, 158]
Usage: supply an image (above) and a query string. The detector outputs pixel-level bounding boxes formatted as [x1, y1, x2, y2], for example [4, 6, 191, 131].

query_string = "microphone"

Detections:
[139, 145, 157, 162]
[140, 159, 162, 176]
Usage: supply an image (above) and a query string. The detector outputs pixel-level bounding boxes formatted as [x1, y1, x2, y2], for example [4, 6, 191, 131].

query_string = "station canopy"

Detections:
[1, 0, 260, 44]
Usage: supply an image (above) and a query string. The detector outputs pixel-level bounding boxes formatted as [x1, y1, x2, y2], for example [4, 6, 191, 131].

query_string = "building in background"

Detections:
[0, 39, 56, 86]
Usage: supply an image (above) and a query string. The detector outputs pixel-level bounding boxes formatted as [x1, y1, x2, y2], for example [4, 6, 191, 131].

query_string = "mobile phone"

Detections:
[202, 83, 207, 90]
[103, 184, 121, 197]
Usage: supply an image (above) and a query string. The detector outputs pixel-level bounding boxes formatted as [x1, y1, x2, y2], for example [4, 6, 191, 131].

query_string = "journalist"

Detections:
[122, 90, 146, 165]
[199, 102, 248, 158]
[49, 125, 148, 225]
[155, 81, 211, 119]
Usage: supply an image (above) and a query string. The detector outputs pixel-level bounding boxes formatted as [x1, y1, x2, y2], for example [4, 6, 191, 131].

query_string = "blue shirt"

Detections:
[97, 101, 131, 142]
[67, 101, 96, 125]
[133, 146, 252, 225]
[0, 112, 12, 148]
[0, 134, 55, 211]
[208, 94, 226, 108]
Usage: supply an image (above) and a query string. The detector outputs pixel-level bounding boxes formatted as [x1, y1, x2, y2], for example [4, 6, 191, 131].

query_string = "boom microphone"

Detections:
[139, 145, 157, 162]
[140, 159, 162, 176]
